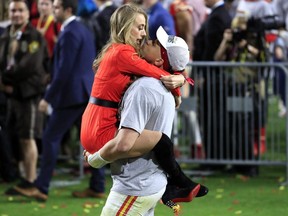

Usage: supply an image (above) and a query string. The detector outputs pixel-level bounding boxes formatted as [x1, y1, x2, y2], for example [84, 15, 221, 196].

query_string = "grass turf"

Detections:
[0, 165, 287, 216]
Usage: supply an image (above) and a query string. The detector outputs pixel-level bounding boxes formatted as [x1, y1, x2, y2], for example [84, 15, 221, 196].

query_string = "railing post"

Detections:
[284, 65, 288, 185]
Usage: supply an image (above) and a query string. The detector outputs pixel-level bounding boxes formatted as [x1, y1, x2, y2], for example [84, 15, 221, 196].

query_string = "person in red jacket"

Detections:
[31, 0, 60, 58]
[80, 3, 208, 209]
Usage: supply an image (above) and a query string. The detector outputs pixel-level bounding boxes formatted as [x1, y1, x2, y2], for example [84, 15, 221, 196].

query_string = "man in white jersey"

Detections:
[102, 76, 176, 215]
[86, 27, 197, 215]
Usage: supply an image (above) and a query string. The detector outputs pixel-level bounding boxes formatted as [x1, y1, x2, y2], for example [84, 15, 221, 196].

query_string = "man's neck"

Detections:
[11, 21, 28, 34]
[60, 15, 76, 31]
[211, 0, 224, 10]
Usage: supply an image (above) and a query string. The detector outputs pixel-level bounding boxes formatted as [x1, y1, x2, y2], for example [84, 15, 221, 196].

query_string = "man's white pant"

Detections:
[100, 187, 166, 216]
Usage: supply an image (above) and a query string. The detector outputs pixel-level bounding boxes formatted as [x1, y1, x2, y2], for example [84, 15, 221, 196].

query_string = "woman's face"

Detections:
[130, 13, 147, 46]
[38, 0, 53, 17]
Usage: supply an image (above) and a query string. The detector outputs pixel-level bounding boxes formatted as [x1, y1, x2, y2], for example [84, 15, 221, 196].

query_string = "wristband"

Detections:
[88, 151, 111, 168]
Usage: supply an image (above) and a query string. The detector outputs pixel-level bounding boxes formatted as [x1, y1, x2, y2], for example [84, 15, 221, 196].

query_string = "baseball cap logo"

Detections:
[168, 35, 176, 44]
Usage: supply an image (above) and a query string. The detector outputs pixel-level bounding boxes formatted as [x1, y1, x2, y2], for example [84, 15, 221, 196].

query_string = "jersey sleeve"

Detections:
[117, 45, 181, 96]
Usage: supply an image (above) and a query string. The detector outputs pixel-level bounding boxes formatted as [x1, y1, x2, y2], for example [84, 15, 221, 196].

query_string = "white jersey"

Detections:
[110, 77, 175, 196]
[236, 0, 274, 19]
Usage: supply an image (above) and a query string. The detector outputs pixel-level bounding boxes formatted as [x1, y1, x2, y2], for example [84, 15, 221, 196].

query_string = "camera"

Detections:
[232, 28, 247, 42]
[232, 15, 286, 42]
[247, 16, 285, 32]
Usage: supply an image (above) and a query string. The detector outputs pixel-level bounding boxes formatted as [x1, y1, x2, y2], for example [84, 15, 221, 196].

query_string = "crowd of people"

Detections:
[193, 0, 287, 177]
[0, 0, 288, 215]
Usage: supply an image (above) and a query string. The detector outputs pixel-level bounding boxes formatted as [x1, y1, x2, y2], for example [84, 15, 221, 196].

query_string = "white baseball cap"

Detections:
[156, 26, 190, 71]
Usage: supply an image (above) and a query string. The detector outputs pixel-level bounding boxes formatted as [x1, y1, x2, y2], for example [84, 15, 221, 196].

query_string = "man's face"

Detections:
[141, 40, 162, 65]
[9, 1, 29, 28]
[204, 0, 217, 8]
[53, 0, 65, 23]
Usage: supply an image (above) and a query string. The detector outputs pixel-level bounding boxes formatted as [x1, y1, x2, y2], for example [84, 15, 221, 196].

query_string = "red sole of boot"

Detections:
[171, 184, 201, 203]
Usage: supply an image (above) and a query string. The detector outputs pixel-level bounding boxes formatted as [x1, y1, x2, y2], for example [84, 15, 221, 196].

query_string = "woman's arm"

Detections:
[117, 45, 186, 95]
[214, 29, 233, 61]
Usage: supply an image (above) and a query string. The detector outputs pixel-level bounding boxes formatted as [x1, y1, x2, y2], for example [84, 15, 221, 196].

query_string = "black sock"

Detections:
[152, 133, 192, 187]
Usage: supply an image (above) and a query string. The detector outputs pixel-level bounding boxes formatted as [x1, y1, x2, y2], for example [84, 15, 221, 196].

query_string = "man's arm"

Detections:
[85, 128, 163, 168]
[85, 128, 139, 168]
[100, 128, 140, 160]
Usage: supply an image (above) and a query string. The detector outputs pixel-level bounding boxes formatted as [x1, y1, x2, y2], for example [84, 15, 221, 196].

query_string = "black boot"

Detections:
[153, 133, 209, 197]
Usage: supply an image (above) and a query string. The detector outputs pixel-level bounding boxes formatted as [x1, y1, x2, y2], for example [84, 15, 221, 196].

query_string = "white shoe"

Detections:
[279, 107, 286, 117]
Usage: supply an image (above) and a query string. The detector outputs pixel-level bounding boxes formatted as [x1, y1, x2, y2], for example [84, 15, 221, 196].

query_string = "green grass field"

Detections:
[0, 165, 287, 216]
[1, 95, 287, 216]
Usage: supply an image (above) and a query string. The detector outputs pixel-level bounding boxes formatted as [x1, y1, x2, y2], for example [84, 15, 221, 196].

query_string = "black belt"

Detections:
[89, 96, 119, 109]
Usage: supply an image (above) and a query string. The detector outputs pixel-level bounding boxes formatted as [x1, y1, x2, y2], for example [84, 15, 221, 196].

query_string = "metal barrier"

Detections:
[173, 62, 288, 184]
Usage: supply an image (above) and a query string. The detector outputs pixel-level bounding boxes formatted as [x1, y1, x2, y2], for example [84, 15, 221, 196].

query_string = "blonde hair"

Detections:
[231, 16, 248, 30]
[93, 3, 148, 71]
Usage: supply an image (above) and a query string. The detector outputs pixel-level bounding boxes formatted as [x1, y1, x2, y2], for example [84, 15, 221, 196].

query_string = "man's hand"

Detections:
[0, 79, 13, 94]
[160, 74, 185, 89]
[3, 85, 13, 94]
[83, 150, 111, 168]
[38, 99, 49, 113]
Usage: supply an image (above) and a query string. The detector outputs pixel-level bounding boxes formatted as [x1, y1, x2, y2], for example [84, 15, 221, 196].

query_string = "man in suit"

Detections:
[194, 0, 231, 61]
[15, 0, 95, 201]
[193, 0, 232, 167]
[71, 0, 117, 199]
[93, 0, 117, 54]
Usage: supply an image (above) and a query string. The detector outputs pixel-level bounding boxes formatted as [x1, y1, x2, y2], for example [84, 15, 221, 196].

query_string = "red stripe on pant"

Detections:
[116, 195, 138, 216]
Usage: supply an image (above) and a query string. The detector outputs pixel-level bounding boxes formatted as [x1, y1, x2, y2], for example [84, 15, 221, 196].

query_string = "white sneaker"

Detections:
[279, 106, 286, 117]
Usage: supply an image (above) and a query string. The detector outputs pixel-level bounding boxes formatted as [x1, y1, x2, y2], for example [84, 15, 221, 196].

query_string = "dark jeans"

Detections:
[90, 167, 105, 193]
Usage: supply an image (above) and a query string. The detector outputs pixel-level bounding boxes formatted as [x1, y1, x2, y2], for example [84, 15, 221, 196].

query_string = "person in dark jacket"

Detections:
[193, 0, 232, 169]
[72, 0, 117, 199]
[0, 0, 48, 192]
[14, 0, 95, 201]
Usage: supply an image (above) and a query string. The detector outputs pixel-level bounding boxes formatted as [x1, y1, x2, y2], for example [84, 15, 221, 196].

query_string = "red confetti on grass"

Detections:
[233, 200, 240, 205]
[60, 204, 67, 208]
[236, 174, 249, 182]
[227, 207, 234, 211]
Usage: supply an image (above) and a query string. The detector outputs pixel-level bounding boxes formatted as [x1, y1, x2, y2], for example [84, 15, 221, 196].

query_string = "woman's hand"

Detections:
[83, 149, 91, 162]
[223, 29, 233, 42]
[160, 74, 185, 89]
